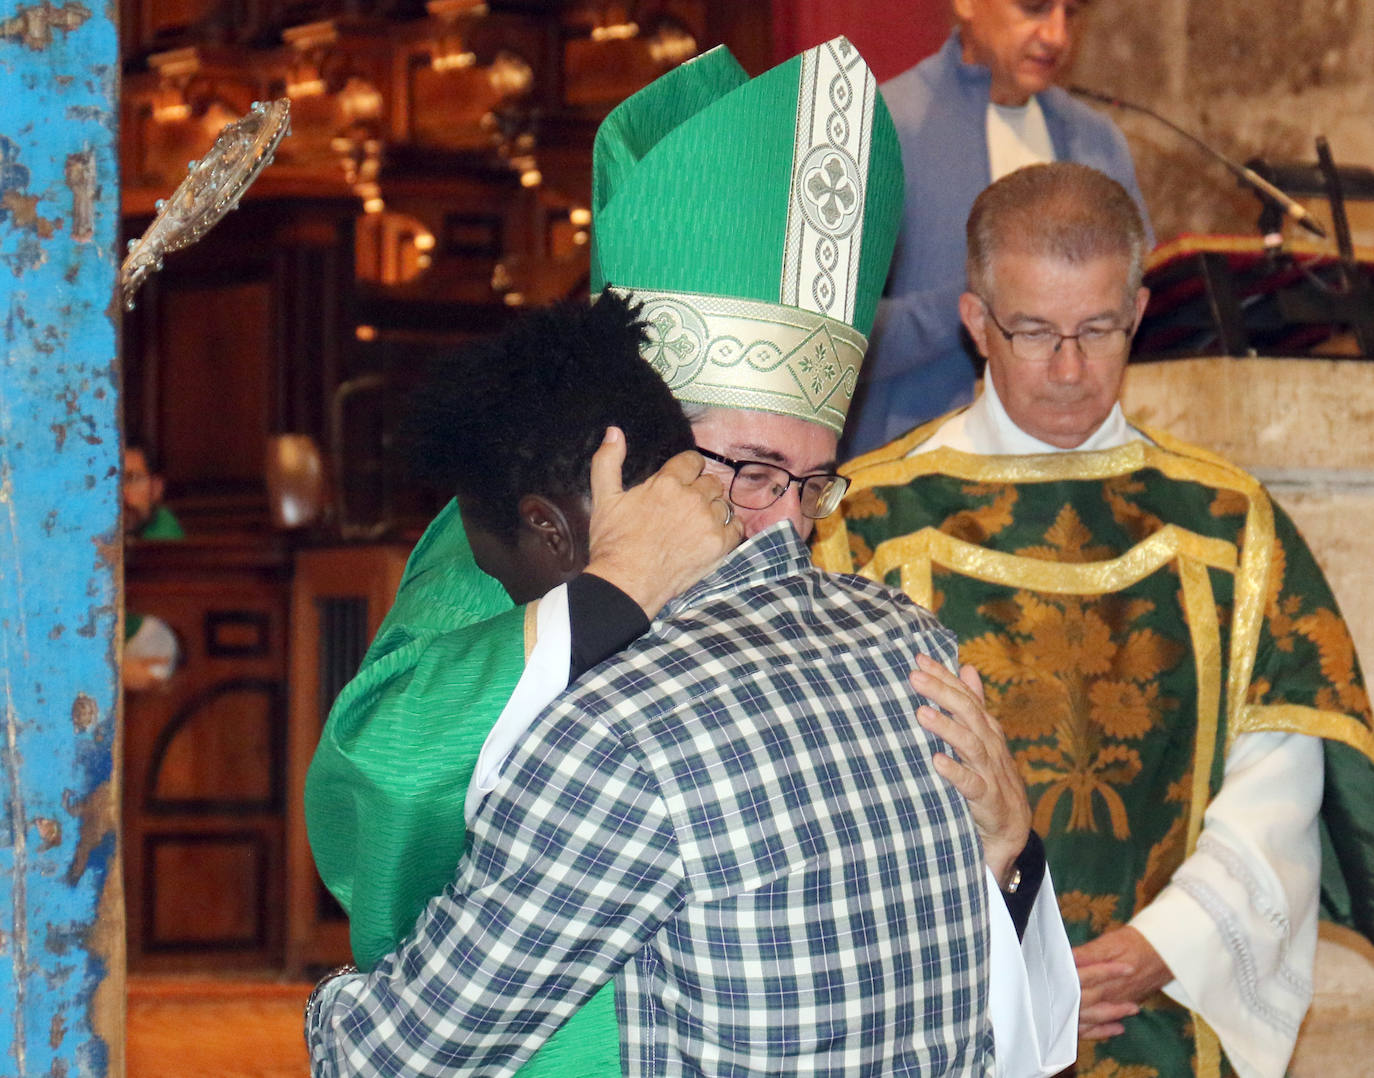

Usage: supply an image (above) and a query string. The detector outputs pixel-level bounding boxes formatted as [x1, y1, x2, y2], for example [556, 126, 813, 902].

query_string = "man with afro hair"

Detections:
[305, 289, 739, 1077]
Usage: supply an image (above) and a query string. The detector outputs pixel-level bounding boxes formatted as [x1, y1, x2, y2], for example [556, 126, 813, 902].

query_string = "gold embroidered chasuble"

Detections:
[814, 419, 1374, 1078]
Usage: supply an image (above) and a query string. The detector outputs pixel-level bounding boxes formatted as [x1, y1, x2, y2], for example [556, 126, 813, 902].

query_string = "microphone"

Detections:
[1069, 85, 1328, 240]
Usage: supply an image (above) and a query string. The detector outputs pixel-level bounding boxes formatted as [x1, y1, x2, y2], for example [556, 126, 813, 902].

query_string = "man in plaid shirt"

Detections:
[309, 520, 994, 1075]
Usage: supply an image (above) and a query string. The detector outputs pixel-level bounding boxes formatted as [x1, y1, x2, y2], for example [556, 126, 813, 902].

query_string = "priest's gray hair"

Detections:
[966, 162, 1146, 304]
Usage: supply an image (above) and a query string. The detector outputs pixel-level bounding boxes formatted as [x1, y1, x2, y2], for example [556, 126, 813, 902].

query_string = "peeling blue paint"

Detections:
[0, 0, 120, 1073]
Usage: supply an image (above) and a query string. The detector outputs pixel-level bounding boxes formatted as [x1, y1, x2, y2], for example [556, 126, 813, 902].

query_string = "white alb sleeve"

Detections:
[465, 584, 573, 823]
[986, 864, 1079, 1078]
[1129, 730, 1323, 1078]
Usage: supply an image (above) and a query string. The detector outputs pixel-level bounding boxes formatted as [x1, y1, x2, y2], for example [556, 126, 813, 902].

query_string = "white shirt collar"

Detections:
[985, 96, 1055, 183]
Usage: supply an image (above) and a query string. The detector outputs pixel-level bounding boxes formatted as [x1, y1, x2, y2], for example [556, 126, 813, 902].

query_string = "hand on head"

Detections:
[584, 427, 743, 619]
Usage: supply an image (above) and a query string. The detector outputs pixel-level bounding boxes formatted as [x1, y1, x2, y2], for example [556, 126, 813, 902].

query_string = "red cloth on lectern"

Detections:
[772, 0, 950, 83]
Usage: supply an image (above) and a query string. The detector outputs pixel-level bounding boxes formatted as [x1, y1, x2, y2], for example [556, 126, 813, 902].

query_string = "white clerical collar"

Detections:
[914, 372, 1142, 456]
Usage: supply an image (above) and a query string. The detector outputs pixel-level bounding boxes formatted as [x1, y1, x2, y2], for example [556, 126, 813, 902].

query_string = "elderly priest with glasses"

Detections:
[307, 38, 1078, 1078]
[815, 161, 1374, 1078]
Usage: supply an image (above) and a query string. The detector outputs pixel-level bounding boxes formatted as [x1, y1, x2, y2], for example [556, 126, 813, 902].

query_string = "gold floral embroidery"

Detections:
[1114, 626, 1183, 682]
[967, 585, 1183, 838]
[1018, 595, 1115, 675]
[956, 506, 1190, 839]
[1075, 1042, 1159, 1078]
[1263, 538, 1296, 646]
[1089, 680, 1160, 739]
[1136, 812, 1188, 911]
[1316, 681, 1373, 719]
[964, 671, 1064, 741]
[1298, 607, 1362, 689]
[1058, 890, 1120, 934]
[1210, 488, 1249, 520]
[1103, 475, 1166, 545]
[1252, 537, 1372, 719]
[939, 483, 1017, 543]
[840, 486, 887, 520]
[1021, 739, 1142, 837]
[847, 531, 873, 568]
[1018, 505, 1116, 563]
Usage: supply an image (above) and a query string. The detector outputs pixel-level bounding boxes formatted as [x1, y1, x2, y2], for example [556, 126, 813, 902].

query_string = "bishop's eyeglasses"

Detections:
[979, 300, 1133, 364]
[696, 447, 849, 519]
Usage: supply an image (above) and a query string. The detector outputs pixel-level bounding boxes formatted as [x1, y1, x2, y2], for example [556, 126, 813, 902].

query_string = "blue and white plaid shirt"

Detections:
[308, 524, 993, 1076]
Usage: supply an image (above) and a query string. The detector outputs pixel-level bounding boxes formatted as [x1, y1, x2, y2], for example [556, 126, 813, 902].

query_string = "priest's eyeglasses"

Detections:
[980, 302, 1132, 364]
[696, 447, 850, 519]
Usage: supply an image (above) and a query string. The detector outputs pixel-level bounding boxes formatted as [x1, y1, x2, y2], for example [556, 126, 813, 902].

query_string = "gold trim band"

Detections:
[1179, 558, 1223, 856]
[1237, 703, 1374, 761]
[611, 286, 868, 435]
[862, 524, 1237, 610]
[1196, 1018, 1222, 1078]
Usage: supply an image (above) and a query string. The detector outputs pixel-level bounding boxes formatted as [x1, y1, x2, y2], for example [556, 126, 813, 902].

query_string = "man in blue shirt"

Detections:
[844, 0, 1150, 456]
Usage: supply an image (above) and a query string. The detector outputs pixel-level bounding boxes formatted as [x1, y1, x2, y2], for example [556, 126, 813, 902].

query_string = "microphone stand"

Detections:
[1069, 85, 1327, 241]
[1310, 135, 1374, 353]
[1081, 86, 1374, 358]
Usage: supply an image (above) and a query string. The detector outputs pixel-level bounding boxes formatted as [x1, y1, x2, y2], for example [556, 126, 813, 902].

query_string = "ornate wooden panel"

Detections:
[124, 540, 292, 971]
[145, 833, 272, 952]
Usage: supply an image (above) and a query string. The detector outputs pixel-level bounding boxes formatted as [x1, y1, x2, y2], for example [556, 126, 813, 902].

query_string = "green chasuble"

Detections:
[814, 420, 1374, 1078]
[305, 499, 621, 1076]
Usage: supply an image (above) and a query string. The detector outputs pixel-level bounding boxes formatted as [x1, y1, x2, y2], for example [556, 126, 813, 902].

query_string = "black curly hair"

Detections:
[403, 289, 693, 538]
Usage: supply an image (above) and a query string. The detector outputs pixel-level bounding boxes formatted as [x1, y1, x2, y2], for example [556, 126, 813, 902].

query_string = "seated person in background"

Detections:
[816, 161, 1374, 1078]
[123, 443, 184, 690]
[123, 445, 184, 539]
[843, 0, 1150, 456]
[305, 290, 739, 1077]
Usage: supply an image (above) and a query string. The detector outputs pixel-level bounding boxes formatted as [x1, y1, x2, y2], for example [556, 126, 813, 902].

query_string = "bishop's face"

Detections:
[690, 408, 840, 542]
[960, 249, 1148, 449]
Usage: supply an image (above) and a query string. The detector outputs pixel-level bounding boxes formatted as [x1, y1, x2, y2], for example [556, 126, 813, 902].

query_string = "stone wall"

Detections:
[1069, 0, 1374, 242]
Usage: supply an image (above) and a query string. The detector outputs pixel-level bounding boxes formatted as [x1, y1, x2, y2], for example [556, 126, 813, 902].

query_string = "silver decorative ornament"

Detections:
[120, 98, 292, 310]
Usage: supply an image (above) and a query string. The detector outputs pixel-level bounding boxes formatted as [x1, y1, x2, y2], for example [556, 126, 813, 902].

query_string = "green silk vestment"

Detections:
[305, 499, 621, 1076]
[814, 421, 1374, 1078]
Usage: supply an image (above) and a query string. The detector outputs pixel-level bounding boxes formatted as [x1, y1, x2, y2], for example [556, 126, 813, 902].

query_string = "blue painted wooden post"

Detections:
[0, 3, 123, 1076]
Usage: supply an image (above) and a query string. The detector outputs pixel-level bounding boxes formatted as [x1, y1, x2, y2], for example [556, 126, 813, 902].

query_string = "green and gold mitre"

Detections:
[591, 37, 903, 436]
